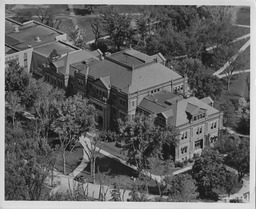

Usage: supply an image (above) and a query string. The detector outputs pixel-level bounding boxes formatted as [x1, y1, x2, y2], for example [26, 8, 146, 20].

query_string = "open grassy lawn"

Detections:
[236, 7, 250, 26]
[222, 72, 250, 100]
[55, 142, 84, 175]
[231, 25, 250, 38]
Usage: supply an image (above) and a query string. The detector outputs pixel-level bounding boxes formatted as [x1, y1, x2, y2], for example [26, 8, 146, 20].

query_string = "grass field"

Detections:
[222, 72, 250, 99]
[236, 7, 250, 26]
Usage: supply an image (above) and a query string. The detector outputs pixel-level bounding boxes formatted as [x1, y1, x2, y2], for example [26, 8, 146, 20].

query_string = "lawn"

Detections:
[55, 142, 84, 175]
[222, 72, 250, 99]
[231, 25, 250, 38]
[236, 6, 250, 26]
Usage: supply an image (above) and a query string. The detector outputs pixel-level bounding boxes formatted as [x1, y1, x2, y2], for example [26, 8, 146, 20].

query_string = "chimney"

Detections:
[14, 26, 19, 32]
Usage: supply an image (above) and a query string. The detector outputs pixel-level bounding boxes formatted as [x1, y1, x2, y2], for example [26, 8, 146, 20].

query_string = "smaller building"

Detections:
[137, 91, 223, 161]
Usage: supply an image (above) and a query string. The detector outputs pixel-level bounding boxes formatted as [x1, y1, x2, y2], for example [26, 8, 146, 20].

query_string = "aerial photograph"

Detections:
[4, 3, 251, 205]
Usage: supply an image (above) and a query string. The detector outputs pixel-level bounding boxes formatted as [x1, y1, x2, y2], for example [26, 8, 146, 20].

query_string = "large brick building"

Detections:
[137, 91, 223, 161]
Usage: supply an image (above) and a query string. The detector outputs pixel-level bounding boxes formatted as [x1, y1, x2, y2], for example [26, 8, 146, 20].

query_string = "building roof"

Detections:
[5, 18, 64, 50]
[33, 41, 78, 57]
[201, 96, 214, 105]
[139, 91, 220, 127]
[89, 49, 182, 94]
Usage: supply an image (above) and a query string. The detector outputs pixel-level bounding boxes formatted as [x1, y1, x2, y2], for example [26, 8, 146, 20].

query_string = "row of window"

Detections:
[45, 74, 63, 88]
[96, 88, 107, 98]
[150, 88, 160, 94]
[193, 113, 206, 121]
[180, 139, 204, 155]
[174, 85, 183, 93]
[210, 135, 218, 143]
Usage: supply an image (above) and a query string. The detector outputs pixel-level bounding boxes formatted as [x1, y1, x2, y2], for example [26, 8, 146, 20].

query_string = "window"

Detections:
[131, 114, 135, 120]
[195, 139, 203, 150]
[211, 121, 217, 129]
[78, 78, 84, 87]
[132, 101, 135, 106]
[89, 83, 92, 89]
[94, 103, 103, 111]
[181, 131, 188, 140]
[120, 99, 126, 106]
[194, 116, 197, 121]
[181, 146, 188, 154]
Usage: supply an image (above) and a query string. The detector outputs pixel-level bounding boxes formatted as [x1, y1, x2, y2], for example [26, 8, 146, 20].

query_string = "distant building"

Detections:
[137, 91, 223, 161]
[5, 17, 67, 72]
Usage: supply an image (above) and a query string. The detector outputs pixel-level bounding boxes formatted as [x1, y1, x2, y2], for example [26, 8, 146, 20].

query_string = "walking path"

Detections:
[213, 38, 250, 78]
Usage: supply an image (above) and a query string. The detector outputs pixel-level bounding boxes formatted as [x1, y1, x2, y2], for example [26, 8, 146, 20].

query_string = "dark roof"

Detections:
[34, 41, 78, 57]
[5, 19, 63, 50]
[89, 49, 182, 94]
[139, 91, 219, 127]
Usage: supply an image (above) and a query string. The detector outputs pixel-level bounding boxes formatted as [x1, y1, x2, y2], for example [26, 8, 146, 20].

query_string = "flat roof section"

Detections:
[34, 41, 78, 57]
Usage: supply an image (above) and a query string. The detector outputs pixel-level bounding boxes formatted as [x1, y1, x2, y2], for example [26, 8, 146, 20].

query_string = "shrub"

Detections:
[174, 161, 184, 168]
[188, 158, 194, 163]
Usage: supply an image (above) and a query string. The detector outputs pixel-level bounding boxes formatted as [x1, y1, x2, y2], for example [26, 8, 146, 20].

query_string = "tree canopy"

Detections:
[118, 114, 179, 172]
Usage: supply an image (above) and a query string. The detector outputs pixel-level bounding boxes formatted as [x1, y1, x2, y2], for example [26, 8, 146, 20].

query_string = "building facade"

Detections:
[137, 91, 223, 161]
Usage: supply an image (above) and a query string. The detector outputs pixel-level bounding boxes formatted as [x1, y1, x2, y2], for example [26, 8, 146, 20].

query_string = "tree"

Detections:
[5, 91, 24, 128]
[14, 10, 33, 23]
[215, 136, 249, 182]
[5, 123, 57, 200]
[90, 18, 103, 44]
[68, 26, 87, 49]
[219, 99, 238, 128]
[118, 114, 179, 174]
[34, 6, 62, 29]
[194, 74, 224, 100]
[5, 61, 30, 101]
[192, 148, 227, 200]
[97, 7, 134, 50]
[51, 94, 96, 174]
[164, 174, 198, 202]
[81, 132, 105, 184]
[213, 45, 248, 90]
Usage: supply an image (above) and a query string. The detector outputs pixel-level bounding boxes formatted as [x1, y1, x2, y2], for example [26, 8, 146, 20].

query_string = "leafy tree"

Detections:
[5, 91, 24, 128]
[144, 24, 187, 57]
[5, 61, 30, 101]
[82, 132, 105, 184]
[97, 7, 134, 50]
[68, 26, 87, 49]
[192, 148, 227, 200]
[118, 114, 179, 174]
[215, 136, 249, 182]
[194, 74, 224, 100]
[224, 171, 240, 197]
[51, 94, 96, 174]
[5, 123, 57, 200]
[164, 174, 198, 202]
[14, 10, 33, 23]
[219, 99, 238, 128]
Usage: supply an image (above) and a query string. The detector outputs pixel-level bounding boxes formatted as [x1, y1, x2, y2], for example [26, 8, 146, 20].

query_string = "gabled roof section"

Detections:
[201, 96, 214, 106]
[98, 76, 111, 90]
[185, 103, 199, 114]
[150, 52, 166, 63]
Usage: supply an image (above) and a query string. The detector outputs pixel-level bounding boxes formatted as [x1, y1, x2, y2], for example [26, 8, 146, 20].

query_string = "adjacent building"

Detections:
[137, 91, 223, 161]
[5, 17, 67, 73]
